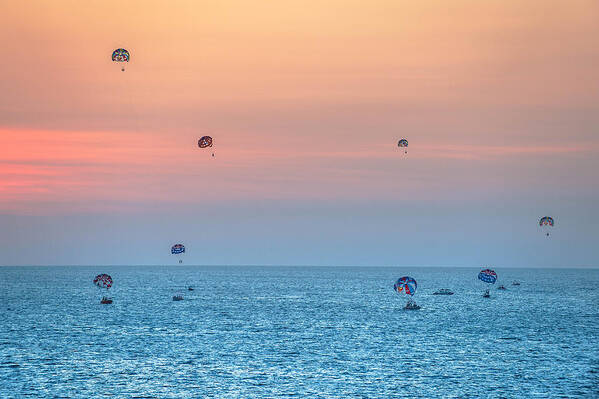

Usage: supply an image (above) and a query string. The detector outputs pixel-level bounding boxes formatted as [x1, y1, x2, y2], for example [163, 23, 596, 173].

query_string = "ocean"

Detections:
[0, 266, 597, 398]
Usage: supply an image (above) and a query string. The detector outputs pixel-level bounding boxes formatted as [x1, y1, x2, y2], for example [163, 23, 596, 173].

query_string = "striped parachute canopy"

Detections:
[478, 269, 497, 284]
[397, 139, 408, 148]
[93, 274, 113, 289]
[171, 244, 185, 255]
[111, 48, 130, 62]
[394, 276, 417, 296]
[198, 136, 213, 148]
[539, 216, 554, 227]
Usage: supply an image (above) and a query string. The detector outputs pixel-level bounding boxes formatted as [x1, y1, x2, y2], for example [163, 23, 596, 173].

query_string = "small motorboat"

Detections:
[100, 297, 113, 304]
[497, 285, 507, 290]
[512, 281, 520, 286]
[187, 286, 194, 291]
[172, 295, 184, 301]
[433, 289, 454, 295]
[483, 289, 490, 298]
[404, 300, 421, 310]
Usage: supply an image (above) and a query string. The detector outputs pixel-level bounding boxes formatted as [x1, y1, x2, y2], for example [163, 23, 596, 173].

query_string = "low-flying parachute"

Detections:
[394, 276, 420, 309]
[171, 243, 185, 264]
[478, 268, 497, 298]
[93, 273, 113, 289]
[198, 136, 214, 157]
[539, 216, 554, 237]
[478, 269, 497, 284]
[397, 139, 408, 154]
[93, 274, 113, 303]
[112, 48, 130, 71]
[394, 276, 417, 295]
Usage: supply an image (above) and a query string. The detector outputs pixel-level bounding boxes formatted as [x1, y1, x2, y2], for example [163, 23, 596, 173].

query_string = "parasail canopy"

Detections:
[539, 216, 554, 227]
[111, 48, 130, 63]
[171, 244, 185, 255]
[198, 136, 213, 148]
[478, 269, 497, 284]
[93, 274, 113, 289]
[394, 276, 417, 296]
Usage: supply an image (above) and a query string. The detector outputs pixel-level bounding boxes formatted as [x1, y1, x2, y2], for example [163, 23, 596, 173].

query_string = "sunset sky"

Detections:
[1, 0, 598, 266]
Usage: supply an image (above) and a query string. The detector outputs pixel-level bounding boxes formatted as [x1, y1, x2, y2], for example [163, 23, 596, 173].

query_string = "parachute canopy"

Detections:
[111, 48, 130, 63]
[398, 139, 408, 148]
[171, 244, 185, 254]
[478, 269, 497, 284]
[394, 276, 417, 296]
[93, 274, 113, 289]
[539, 216, 554, 227]
[198, 136, 213, 148]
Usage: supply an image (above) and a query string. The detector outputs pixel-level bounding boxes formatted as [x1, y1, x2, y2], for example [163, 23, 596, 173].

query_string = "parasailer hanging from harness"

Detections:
[478, 268, 497, 298]
[198, 136, 214, 157]
[397, 139, 408, 155]
[171, 243, 185, 264]
[112, 48, 130, 72]
[539, 216, 554, 237]
[93, 273, 113, 304]
[394, 276, 420, 310]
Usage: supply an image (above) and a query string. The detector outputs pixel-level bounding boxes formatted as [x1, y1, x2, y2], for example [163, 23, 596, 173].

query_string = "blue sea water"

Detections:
[0, 266, 597, 398]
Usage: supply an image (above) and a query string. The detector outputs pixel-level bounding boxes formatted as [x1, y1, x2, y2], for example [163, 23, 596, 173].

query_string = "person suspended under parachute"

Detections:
[198, 136, 214, 157]
[112, 48, 130, 71]
[397, 139, 408, 155]
[171, 243, 185, 264]
[539, 216, 554, 237]
[478, 268, 497, 298]
[394, 276, 420, 310]
[93, 273, 113, 304]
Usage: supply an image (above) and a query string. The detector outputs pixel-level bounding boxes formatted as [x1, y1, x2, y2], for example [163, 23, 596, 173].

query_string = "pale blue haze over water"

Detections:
[1, 266, 598, 398]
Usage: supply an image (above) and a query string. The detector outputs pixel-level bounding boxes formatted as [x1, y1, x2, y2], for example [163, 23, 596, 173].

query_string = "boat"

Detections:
[512, 281, 520, 286]
[483, 289, 490, 298]
[100, 297, 113, 304]
[404, 300, 421, 310]
[172, 295, 184, 301]
[497, 285, 507, 290]
[187, 286, 194, 291]
[433, 289, 454, 295]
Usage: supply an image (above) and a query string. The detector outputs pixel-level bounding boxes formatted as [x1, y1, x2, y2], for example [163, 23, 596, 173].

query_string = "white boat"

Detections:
[433, 289, 454, 295]
[172, 295, 184, 301]
[512, 281, 520, 286]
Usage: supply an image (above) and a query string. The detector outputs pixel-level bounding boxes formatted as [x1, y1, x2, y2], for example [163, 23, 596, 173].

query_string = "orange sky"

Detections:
[0, 0, 598, 265]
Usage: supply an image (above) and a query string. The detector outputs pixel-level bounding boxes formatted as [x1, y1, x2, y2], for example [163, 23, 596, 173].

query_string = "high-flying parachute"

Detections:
[198, 136, 214, 157]
[539, 216, 554, 237]
[397, 139, 408, 154]
[394, 276, 417, 296]
[171, 243, 185, 264]
[112, 48, 130, 71]
[93, 273, 113, 289]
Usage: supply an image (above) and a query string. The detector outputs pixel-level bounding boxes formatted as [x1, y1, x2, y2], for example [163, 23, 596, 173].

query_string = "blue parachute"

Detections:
[478, 269, 497, 284]
[394, 276, 417, 296]
[171, 244, 185, 254]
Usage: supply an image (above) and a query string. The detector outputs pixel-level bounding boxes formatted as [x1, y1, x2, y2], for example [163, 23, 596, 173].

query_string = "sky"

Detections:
[0, 0, 598, 267]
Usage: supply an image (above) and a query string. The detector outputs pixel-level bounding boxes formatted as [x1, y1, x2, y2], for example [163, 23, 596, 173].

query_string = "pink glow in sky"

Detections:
[1, 0, 598, 265]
